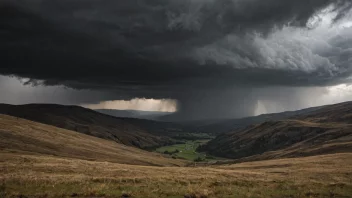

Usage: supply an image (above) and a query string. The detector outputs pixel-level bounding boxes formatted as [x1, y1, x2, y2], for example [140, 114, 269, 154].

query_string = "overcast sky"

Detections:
[1, 0, 352, 120]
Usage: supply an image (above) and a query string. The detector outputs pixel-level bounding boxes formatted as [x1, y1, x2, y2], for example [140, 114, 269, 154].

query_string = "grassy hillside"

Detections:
[193, 105, 321, 134]
[0, 114, 184, 166]
[0, 104, 175, 149]
[199, 101, 352, 160]
[1, 152, 351, 197]
[1, 103, 352, 197]
[293, 101, 352, 123]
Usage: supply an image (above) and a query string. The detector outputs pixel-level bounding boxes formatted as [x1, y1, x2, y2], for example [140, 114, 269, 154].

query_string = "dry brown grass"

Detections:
[1, 114, 352, 197]
[0, 104, 175, 149]
[0, 152, 351, 197]
[202, 118, 352, 161]
[0, 114, 184, 167]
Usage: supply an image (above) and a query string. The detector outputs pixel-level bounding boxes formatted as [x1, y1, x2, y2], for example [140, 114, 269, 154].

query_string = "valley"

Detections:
[0, 101, 352, 197]
[2, 1, 352, 197]
[155, 140, 211, 161]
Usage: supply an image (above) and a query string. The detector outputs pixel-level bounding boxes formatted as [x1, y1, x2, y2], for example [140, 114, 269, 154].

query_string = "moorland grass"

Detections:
[1, 152, 351, 198]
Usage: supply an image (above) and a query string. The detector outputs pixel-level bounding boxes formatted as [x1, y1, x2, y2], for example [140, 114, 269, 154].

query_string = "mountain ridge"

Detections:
[0, 103, 176, 149]
[198, 101, 352, 161]
[0, 114, 184, 166]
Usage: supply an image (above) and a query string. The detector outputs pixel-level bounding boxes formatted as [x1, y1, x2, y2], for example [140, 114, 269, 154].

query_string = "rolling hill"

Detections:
[292, 101, 352, 123]
[1, 148, 351, 197]
[0, 104, 176, 149]
[0, 114, 184, 166]
[191, 105, 322, 134]
[0, 103, 351, 197]
[199, 101, 352, 160]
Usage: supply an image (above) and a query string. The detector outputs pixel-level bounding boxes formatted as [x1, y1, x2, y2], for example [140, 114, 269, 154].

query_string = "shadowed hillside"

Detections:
[0, 104, 175, 149]
[192, 105, 321, 134]
[292, 101, 352, 124]
[0, 114, 184, 166]
[0, 104, 352, 197]
[199, 101, 352, 160]
[95, 109, 172, 120]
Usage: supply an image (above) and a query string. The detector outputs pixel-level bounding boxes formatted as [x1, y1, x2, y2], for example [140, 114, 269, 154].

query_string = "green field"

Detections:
[155, 140, 212, 161]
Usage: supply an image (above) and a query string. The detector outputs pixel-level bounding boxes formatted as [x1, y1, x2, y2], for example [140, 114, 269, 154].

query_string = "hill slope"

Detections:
[1, 151, 351, 197]
[292, 101, 352, 123]
[0, 114, 183, 166]
[199, 101, 352, 160]
[193, 106, 321, 134]
[0, 104, 174, 149]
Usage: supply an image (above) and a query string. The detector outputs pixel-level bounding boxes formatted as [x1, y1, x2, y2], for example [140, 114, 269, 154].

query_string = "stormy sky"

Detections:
[0, 0, 352, 121]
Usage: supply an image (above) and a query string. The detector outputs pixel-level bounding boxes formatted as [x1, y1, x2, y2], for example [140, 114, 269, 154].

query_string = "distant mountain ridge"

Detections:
[95, 109, 172, 120]
[0, 103, 175, 149]
[198, 101, 352, 161]
[193, 105, 322, 134]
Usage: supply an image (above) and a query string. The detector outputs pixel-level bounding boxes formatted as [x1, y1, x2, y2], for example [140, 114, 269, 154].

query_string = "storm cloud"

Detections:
[1, 0, 352, 120]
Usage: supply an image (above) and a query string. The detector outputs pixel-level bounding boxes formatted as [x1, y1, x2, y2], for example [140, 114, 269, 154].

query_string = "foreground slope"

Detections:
[0, 104, 174, 149]
[200, 101, 352, 160]
[1, 152, 351, 197]
[0, 114, 183, 166]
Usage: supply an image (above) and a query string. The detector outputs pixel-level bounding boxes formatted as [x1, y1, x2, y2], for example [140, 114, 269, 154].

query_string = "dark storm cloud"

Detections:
[0, 75, 118, 105]
[1, 0, 352, 120]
